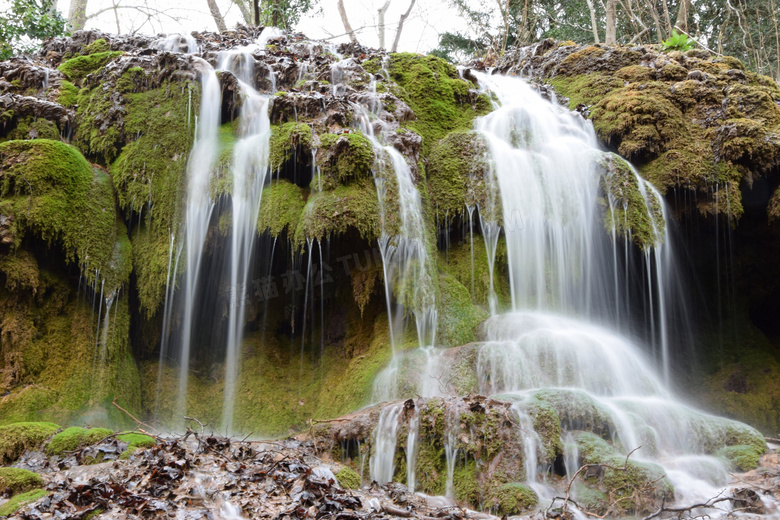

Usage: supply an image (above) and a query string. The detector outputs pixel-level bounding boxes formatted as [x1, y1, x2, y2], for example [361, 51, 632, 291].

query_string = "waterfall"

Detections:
[174, 61, 221, 424]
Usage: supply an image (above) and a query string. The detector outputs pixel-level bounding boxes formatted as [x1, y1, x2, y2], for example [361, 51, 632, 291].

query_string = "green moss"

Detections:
[386, 53, 491, 155]
[485, 482, 539, 515]
[335, 467, 361, 489]
[527, 400, 563, 462]
[256, 180, 306, 237]
[452, 459, 480, 505]
[110, 75, 199, 315]
[436, 273, 488, 347]
[0, 488, 46, 517]
[317, 131, 374, 186]
[601, 459, 674, 515]
[0, 140, 118, 287]
[57, 51, 123, 83]
[0, 468, 43, 495]
[716, 444, 761, 471]
[426, 131, 493, 220]
[535, 390, 616, 440]
[599, 152, 665, 249]
[2, 116, 60, 142]
[117, 432, 156, 458]
[57, 80, 79, 108]
[82, 39, 110, 55]
[575, 431, 618, 463]
[294, 179, 380, 246]
[548, 73, 624, 110]
[45, 426, 114, 455]
[270, 122, 313, 171]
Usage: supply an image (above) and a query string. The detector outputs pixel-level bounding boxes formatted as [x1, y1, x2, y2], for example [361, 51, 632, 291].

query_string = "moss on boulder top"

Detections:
[497, 42, 780, 222]
[46, 426, 114, 455]
[0, 422, 59, 464]
[0, 468, 43, 495]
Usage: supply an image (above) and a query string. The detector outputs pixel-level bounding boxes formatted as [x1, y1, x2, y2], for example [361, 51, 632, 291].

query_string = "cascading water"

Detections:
[173, 61, 221, 424]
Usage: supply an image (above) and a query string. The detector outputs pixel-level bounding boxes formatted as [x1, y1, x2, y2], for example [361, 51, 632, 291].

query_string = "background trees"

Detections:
[0, 0, 66, 59]
[433, 0, 780, 81]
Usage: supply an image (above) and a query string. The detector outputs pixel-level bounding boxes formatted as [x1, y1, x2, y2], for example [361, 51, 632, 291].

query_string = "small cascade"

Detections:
[174, 61, 221, 423]
[406, 406, 420, 492]
[154, 34, 200, 54]
[444, 408, 461, 498]
[369, 403, 403, 485]
[220, 53, 273, 432]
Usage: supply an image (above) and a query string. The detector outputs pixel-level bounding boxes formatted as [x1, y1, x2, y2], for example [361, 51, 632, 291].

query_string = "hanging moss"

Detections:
[1, 116, 60, 142]
[0, 139, 118, 285]
[57, 51, 123, 83]
[598, 152, 665, 250]
[436, 273, 488, 348]
[426, 131, 491, 220]
[110, 72, 199, 316]
[270, 122, 313, 171]
[293, 179, 380, 246]
[256, 180, 306, 237]
[316, 131, 374, 187]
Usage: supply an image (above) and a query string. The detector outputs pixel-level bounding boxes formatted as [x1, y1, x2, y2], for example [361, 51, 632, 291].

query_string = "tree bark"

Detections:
[68, 0, 88, 31]
[391, 0, 415, 52]
[377, 0, 391, 49]
[674, 0, 690, 33]
[207, 0, 228, 32]
[606, 0, 617, 44]
[661, 0, 673, 35]
[232, 0, 251, 24]
[584, 0, 600, 43]
[253, 0, 260, 25]
[338, 0, 359, 44]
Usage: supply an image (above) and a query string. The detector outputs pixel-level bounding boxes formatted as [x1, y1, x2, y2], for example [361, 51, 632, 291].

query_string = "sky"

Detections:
[53, 0, 466, 54]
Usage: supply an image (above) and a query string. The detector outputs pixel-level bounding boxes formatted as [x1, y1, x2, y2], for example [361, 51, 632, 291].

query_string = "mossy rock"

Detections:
[1, 116, 60, 142]
[716, 444, 761, 472]
[0, 139, 120, 289]
[426, 131, 492, 220]
[45, 427, 114, 456]
[317, 131, 374, 187]
[256, 180, 306, 237]
[485, 482, 539, 515]
[382, 53, 492, 155]
[534, 389, 616, 440]
[0, 488, 46, 517]
[294, 179, 380, 246]
[57, 51, 123, 83]
[270, 122, 313, 171]
[0, 468, 44, 495]
[436, 273, 488, 347]
[117, 432, 156, 459]
[0, 422, 59, 464]
[335, 467, 361, 489]
[57, 81, 79, 108]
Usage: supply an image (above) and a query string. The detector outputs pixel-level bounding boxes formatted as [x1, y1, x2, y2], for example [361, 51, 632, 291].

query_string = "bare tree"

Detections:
[390, 0, 415, 52]
[674, 0, 690, 33]
[584, 0, 600, 43]
[337, 0, 358, 43]
[206, 0, 228, 32]
[606, 0, 617, 44]
[377, 0, 391, 49]
[68, 0, 88, 30]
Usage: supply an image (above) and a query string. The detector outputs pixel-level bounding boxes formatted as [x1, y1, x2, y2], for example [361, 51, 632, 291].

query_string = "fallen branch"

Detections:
[641, 494, 731, 520]
[112, 396, 160, 435]
[184, 415, 205, 435]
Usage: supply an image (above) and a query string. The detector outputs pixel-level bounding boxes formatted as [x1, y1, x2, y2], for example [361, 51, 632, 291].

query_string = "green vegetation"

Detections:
[117, 432, 156, 459]
[57, 81, 79, 107]
[0, 468, 43, 495]
[270, 122, 313, 171]
[717, 444, 762, 471]
[317, 131, 374, 188]
[256, 180, 306, 237]
[380, 53, 492, 155]
[0, 488, 46, 516]
[46, 426, 114, 455]
[58, 51, 123, 83]
[1, 116, 59, 142]
[662, 30, 695, 52]
[436, 273, 488, 347]
[486, 482, 539, 515]
[335, 467, 361, 489]
[0, 0, 65, 59]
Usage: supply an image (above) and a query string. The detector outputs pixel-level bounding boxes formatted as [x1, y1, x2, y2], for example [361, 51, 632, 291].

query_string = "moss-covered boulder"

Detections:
[0, 422, 59, 464]
[0, 488, 46, 516]
[117, 432, 156, 459]
[0, 468, 43, 495]
[45, 426, 114, 456]
[717, 444, 762, 471]
[335, 467, 361, 489]
[485, 482, 538, 515]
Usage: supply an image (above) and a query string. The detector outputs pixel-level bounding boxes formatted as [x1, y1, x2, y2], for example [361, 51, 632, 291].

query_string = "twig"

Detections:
[184, 415, 204, 435]
[641, 495, 731, 520]
[112, 396, 160, 434]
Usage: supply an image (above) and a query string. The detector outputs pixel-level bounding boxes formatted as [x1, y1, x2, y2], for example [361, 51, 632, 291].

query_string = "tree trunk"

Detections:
[68, 0, 88, 31]
[377, 0, 391, 49]
[233, 0, 251, 24]
[644, 0, 664, 42]
[207, 0, 228, 32]
[661, 0, 673, 34]
[338, 0, 358, 43]
[584, 0, 600, 43]
[391, 0, 415, 52]
[253, 0, 260, 25]
[674, 0, 690, 33]
[605, 0, 617, 44]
